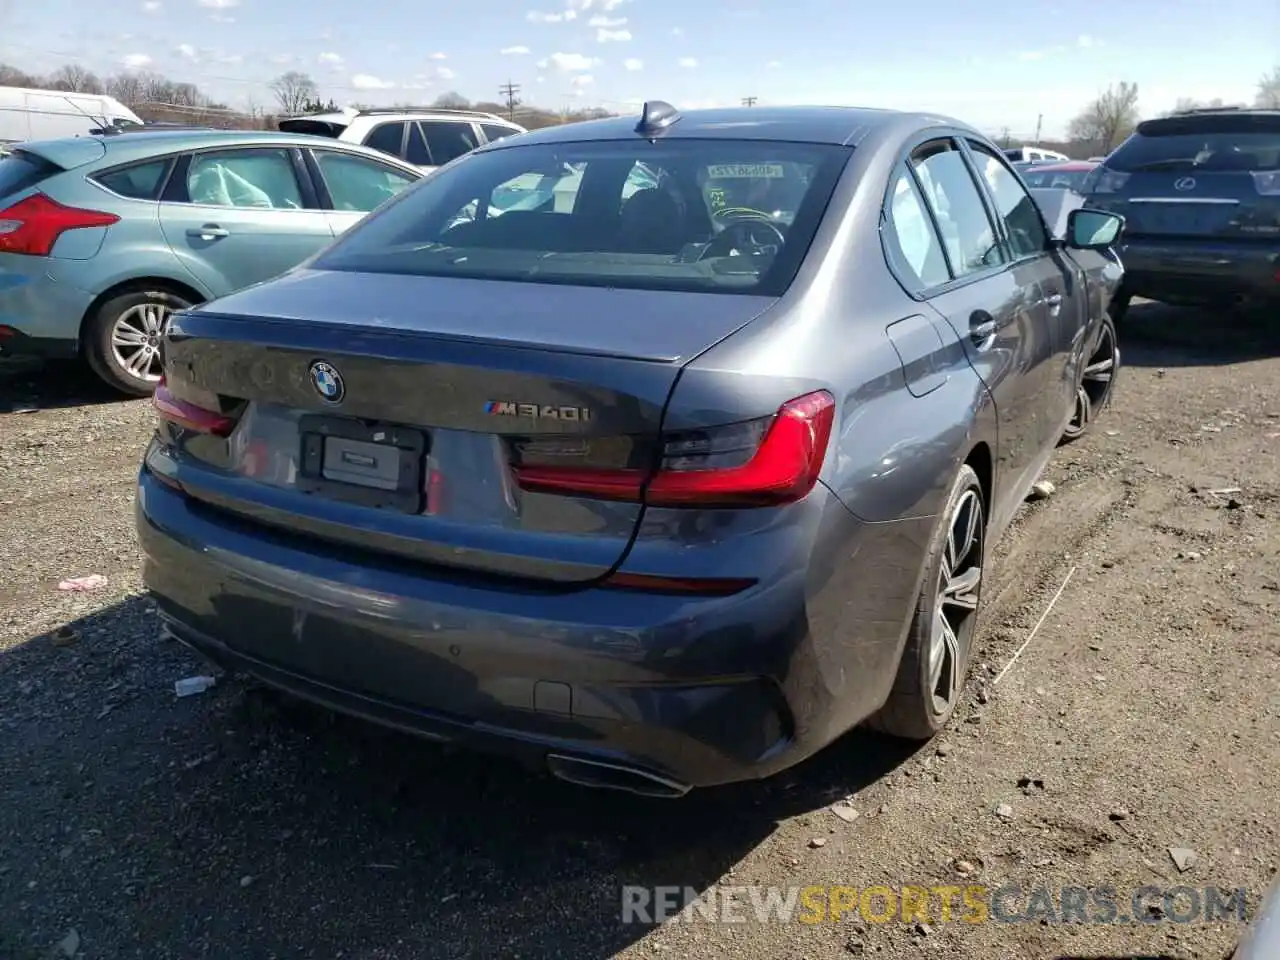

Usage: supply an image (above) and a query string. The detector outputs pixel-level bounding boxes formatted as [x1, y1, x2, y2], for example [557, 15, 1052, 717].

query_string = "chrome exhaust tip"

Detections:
[546, 754, 691, 799]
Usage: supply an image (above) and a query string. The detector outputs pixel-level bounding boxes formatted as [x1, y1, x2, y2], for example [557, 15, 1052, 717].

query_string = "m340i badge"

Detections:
[484, 401, 593, 422]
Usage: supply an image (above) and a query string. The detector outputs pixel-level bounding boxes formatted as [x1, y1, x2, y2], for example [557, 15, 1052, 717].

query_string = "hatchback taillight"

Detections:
[0, 193, 120, 257]
[1251, 171, 1280, 196]
[512, 390, 836, 509]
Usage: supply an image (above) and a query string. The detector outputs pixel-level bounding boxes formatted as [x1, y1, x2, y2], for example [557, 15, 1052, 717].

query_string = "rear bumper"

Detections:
[0, 257, 96, 354]
[1116, 237, 1280, 305]
[137, 466, 926, 792]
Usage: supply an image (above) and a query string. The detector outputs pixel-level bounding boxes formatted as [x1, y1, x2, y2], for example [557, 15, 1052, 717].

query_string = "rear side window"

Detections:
[364, 122, 407, 159]
[1108, 115, 1280, 172]
[0, 151, 59, 201]
[92, 158, 171, 200]
[314, 138, 851, 296]
[420, 121, 478, 165]
[910, 140, 1004, 278]
[883, 167, 950, 289]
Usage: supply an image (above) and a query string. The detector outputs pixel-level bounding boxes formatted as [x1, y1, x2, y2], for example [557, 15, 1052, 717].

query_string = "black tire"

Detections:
[870, 463, 985, 740]
[1060, 312, 1120, 445]
[84, 287, 194, 397]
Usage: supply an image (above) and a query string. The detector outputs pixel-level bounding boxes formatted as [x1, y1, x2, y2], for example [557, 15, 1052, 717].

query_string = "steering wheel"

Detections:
[698, 208, 787, 261]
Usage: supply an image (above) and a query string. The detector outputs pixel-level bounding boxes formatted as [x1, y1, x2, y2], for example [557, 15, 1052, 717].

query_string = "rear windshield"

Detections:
[313, 138, 851, 296]
[0, 151, 59, 201]
[1109, 115, 1280, 172]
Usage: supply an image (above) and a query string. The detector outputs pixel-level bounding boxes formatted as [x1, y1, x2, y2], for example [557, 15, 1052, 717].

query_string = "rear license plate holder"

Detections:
[297, 415, 427, 513]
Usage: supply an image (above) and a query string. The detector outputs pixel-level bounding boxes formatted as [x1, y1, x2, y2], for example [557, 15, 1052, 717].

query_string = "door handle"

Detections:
[1045, 293, 1063, 306]
[187, 224, 229, 240]
[969, 310, 997, 348]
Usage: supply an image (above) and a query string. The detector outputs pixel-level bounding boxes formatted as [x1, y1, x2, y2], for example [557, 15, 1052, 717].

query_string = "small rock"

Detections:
[239, 874, 256, 888]
[1101, 560, 1115, 568]
[994, 803, 1014, 821]
[965, 714, 982, 724]
[51, 626, 78, 647]
[1017, 776, 1045, 792]
[1109, 809, 1129, 821]
[1028, 480, 1055, 500]
[954, 859, 976, 876]
[1169, 847, 1198, 873]
[52, 928, 80, 958]
[1034, 687, 1046, 696]
[976, 687, 990, 704]
[1176, 549, 1202, 561]
[808, 837, 827, 849]
[830, 802, 860, 824]
[935, 745, 949, 758]
[914, 921, 932, 937]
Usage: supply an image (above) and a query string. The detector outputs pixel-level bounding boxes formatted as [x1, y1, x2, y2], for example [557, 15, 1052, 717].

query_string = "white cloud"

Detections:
[1018, 50, 1044, 61]
[566, 0, 594, 8]
[213, 52, 242, 65]
[121, 53, 152, 69]
[351, 73, 395, 90]
[436, 66, 456, 80]
[196, 0, 237, 7]
[527, 9, 576, 21]
[429, 51, 448, 60]
[141, 1, 161, 11]
[175, 43, 198, 60]
[318, 52, 344, 66]
[596, 28, 630, 42]
[678, 56, 698, 68]
[570, 74, 595, 96]
[766, 59, 781, 68]
[270, 53, 293, 65]
[588, 14, 625, 26]
[670, 26, 684, 35]
[501, 45, 531, 55]
[543, 51, 599, 72]
[1077, 33, 1100, 48]
[209, 13, 234, 22]
[623, 57, 642, 71]
[601, 0, 627, 8]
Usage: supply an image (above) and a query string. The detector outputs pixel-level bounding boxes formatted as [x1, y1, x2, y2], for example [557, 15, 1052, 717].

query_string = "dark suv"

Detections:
[1082, 108, 1280, 318]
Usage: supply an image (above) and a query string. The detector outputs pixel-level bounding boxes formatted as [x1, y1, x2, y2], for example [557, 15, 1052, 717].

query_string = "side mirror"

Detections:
[1066, 208, 1124, 250]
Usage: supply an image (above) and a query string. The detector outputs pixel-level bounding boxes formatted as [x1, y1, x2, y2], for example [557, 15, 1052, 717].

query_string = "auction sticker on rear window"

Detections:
[706, 163, 786, 178]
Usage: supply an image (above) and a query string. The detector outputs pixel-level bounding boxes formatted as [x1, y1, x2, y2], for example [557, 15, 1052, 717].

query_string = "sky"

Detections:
[1, 0, 1276, 138]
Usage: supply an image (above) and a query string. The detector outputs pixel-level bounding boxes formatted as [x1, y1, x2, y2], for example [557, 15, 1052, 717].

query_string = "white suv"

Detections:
[278, 107, 526, 172]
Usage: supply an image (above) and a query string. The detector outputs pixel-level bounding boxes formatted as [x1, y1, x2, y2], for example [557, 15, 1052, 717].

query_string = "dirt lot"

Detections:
[0, 301, 1276, 960]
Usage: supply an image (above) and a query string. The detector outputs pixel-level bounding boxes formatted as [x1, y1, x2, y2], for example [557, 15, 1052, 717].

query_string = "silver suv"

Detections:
[278, 107, 525, 172]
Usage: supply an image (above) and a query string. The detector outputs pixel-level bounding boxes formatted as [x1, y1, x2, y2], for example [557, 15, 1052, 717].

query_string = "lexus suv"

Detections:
[1082, 107, 1280, 318]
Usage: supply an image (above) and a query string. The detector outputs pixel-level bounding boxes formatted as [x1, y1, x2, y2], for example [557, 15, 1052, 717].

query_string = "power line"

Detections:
[498, 80, 521, 121]
[741, 96, 757, 107]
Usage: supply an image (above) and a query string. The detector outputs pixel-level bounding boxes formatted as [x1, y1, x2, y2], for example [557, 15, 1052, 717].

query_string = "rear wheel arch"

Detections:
[964, 442, 993, 516]
[78, 276, 206, 348]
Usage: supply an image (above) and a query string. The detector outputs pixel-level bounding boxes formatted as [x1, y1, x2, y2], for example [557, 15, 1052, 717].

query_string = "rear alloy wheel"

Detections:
[85, 288, 193, 397]
[871, 464, 985, 740]
[1060, 313, 1119, 445]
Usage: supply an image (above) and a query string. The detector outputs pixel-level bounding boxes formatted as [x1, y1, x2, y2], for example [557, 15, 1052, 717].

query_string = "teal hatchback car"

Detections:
[0, 128, 422, 394]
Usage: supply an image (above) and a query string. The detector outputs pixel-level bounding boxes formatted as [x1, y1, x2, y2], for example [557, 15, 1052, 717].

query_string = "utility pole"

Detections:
[498, 80, 521, 121]
[1000, 126, 1010, 147]
[1033, 113, 1043, 143]
[741, 96, 757, 107]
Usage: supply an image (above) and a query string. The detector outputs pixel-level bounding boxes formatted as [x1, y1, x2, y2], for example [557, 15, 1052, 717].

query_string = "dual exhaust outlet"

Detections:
[546, 754, 691, 799]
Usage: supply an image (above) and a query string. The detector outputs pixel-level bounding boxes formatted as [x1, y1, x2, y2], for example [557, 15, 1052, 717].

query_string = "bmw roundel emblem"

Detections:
[308, 360, 344, 403]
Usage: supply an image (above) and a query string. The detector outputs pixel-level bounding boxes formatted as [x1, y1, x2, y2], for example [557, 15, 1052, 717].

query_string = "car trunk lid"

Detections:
[157, 269, 776, 584]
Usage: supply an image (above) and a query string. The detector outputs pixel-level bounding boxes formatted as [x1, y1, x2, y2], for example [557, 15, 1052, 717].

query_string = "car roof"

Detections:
[482, 104, 977, 149]
[23, 128, 423, 171]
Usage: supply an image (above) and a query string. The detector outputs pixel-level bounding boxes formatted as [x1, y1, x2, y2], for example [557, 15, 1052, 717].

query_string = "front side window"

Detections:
[315, 138, 851, 296]
[185, 149, 303, 209]
[315, 152, 416, 212]
[909, 140, 1004, 278]
[967, 141, 1048, 259]
[419, 121, 479, 165]
[883, 166, 949, 289]
[481, 123, 521, 144]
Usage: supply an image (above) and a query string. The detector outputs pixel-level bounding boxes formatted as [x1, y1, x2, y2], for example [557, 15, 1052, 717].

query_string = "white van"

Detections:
[0, 86, 143, 146]
[1002, 145, 1070, 164]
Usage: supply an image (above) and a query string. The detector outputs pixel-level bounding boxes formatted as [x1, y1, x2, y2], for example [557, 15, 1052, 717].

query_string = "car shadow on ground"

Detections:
[2, 595, 918, 958]
[1120, 301, 1280, 369]
[0, 358, 128, 413]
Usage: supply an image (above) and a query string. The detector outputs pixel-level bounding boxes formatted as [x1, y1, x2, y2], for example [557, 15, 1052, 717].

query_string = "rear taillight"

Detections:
[153, 378, 236, 437]
[1251, 171, 1280, 196]
[512, 390, 836, 509]
[1085, 169, 1130, 195]
[0, 193, 120, 257]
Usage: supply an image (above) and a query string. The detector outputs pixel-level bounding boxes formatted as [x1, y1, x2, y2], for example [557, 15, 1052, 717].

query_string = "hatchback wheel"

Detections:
[1060, 313, 1119, 445]
[85, 288, 193, 396]
[872, 464, 985, 740]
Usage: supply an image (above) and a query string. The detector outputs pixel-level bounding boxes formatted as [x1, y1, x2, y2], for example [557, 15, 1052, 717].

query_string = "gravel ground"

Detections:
[0, 301, 1277, 960]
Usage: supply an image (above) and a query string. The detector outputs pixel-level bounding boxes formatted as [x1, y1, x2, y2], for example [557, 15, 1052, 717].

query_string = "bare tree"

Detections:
[105, 72, 145, 105]
[432, 90, 471, 109]
[47, 64, 103, 94]
[1067, 81, 1140, 154]
[0, 62, 39, 87]
[1257, 66, 1280, 109]
[271, 71, 318, 115]
[1166, 96, 1234, 116]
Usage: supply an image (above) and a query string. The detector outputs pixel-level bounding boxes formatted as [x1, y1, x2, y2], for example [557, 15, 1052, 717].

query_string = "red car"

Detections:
[1018, 160, 1098, 192]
